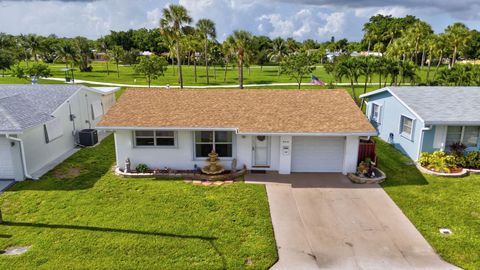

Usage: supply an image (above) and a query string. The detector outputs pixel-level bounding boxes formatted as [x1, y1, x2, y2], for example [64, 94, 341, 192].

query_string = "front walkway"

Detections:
[246, 173, 460, 270]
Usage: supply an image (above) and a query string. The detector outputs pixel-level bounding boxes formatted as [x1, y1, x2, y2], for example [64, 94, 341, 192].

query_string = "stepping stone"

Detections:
[224, 180, 234, 184]
[193, 180, 202, 185]
[202, 181, 212, 186]
[213, 181, 224, 186]
[1, 246, 30, 255]
[183, 180, 192, 183]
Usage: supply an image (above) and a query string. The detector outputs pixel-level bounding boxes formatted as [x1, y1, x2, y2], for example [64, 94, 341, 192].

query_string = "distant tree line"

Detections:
[0, 6, 479, 88]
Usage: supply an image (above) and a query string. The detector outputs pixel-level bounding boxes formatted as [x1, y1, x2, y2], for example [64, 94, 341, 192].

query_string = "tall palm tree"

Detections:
[97, 37, 111, 75]
[444, 23, 471, 68]
[338, 57, 363, 103]
[268, 38, 287, 75]
[25, 34, 42, 62]
[160, 4, 192, 89]
[196, 19, 216, 85]
[405, 21, 433, 65]
[57, 39, 76, 69]
[226, 30, 252, 89]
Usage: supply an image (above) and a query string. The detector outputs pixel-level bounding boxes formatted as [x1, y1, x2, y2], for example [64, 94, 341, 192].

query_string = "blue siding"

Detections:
[367, 91, 424, 160]
[421, 126, 436, 153]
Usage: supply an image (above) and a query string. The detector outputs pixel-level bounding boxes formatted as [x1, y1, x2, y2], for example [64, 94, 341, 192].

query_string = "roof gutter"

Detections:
[96, 126, 377, 137]
[5, 134, 37, 180]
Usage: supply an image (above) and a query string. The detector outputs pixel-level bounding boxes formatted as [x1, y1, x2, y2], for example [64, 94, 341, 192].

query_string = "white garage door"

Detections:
[292, 136, 345, 172]
[0, 138, 15, 179]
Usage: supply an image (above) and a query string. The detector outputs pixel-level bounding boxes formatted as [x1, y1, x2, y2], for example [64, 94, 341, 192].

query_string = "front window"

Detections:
[446, 126, 480, 148]
[371, 103, 381, 123]
[134, 130, 176, 147]
[400, 115, 413, 139]
[195, 131, 233, 158]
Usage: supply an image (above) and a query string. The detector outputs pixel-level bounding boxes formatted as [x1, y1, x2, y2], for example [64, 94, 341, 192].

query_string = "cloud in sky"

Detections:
[0, 0, 479, 41]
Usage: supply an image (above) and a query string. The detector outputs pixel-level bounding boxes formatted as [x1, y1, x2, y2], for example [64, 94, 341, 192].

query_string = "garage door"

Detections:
[0, 138, 15, 179]
[291, 136, 345, 172]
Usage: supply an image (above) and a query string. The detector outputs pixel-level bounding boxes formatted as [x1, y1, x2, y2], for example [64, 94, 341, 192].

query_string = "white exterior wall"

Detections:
[12, 88, 108, 180]
[114, 131, 282, 172]
[113, 131, 360, 175]
[342, 136, 360, 175]
[0, 136, 23, 180]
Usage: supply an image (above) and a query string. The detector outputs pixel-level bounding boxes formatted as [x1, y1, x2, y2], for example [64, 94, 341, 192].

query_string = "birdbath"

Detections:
[201, 150, 225, 175]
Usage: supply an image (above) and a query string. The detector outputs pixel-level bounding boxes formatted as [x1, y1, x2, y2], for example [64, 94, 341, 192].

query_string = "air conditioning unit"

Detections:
[78, 129, 98, 146]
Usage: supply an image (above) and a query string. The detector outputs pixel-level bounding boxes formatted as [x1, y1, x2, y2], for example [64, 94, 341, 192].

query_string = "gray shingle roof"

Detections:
[0, 85, 84, 133]
[363, 87, 480, 125]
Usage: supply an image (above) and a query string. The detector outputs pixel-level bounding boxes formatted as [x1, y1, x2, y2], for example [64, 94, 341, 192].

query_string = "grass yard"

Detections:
[0, 61, 443, 87]
[377, 139, 480, 270]
[0, 136, 278, 269]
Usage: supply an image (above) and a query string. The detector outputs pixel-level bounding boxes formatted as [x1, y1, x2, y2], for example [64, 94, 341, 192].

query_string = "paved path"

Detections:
[246, 173, 460, 270]
[42, 77, 393, 88]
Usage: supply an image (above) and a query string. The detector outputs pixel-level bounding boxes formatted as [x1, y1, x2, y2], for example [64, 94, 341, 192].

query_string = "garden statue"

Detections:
[201, 150, 225, 175]
[124, 158, 131, 173]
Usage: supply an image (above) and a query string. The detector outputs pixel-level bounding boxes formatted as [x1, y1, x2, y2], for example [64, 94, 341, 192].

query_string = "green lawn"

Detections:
[0, 136, 277, 269]
[0, 61, 444, 87]
[377, 139, 480, 270]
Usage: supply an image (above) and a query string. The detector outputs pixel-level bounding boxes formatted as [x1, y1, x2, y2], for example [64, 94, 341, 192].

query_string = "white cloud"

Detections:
[316, 12, 346, 38]
[354, 6, 411, 18]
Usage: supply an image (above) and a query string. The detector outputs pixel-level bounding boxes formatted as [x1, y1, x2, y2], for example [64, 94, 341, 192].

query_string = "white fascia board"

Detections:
[425, 121, 480, 126]
[359, 87, 389, 98]
[237, 131, 378, 136]
[96, 126, 378, 137]
[96, 126, 239, 132]
[88, 86, 121, 95]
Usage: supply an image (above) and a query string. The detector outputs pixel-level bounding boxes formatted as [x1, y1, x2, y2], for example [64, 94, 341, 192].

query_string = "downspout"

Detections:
[5, 134, 37, 180]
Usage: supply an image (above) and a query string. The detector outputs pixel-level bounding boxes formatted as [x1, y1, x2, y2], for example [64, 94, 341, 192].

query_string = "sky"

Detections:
[0, 0, 479, 42]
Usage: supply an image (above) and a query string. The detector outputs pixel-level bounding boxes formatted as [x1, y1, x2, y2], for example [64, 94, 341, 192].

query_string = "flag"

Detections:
[311, 75, 325, 86]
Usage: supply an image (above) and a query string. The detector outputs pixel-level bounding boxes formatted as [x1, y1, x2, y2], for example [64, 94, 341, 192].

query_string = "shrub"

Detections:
[465, 151, 480, 169]
[448, 142, 467, 156]
[419, 151, 459, 173]
[136, 163, 149, 173]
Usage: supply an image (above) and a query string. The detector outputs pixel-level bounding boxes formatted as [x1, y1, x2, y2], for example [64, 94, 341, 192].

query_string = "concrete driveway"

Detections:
[246, 173, 460, 270]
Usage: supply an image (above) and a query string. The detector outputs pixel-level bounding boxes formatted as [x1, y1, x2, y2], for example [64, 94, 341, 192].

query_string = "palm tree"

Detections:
[444, 23, 471, 68]
[268, 38, 287, 75]
[97, 37, 111, 75]
[160, 4, 192, 89]
[338, 57, 363, 103]
[361, 57, 377, 95]
[405, 21, 432, 65]
[221, 39, 235, 83]
[226, 30, 252, 89]
[196, 19, 216, 85]
[57, 39, 76, 69]
[110, 45, 124, 78]
[25, 34, 42, 62]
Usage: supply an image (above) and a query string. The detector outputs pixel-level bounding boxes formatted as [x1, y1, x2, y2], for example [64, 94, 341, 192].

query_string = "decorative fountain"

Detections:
[201, 150, 225, 175]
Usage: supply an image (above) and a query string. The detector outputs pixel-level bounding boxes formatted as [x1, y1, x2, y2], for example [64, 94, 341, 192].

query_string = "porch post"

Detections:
[279, 135, 292, 174]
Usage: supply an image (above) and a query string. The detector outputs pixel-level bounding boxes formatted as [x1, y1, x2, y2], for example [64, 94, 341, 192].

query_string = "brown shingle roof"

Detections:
[98, 88, 376, 134]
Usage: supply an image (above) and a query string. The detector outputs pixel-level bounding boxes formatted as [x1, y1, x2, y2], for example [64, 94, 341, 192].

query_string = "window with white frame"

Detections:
[134, 130, 176, 147]
[446, 126, 480, 148]
[194, 131, 233, 158]
[400, 115, 414, 139]
[371, 103, 381, 123]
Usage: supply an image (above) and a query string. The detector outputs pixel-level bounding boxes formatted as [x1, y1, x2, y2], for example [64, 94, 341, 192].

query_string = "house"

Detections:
[97, 89, 376, 175]
[0, 84, 120, 181]
[360, 87, 480, 161]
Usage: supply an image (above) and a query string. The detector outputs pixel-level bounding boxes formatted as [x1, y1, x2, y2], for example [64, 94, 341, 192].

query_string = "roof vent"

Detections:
[439, 228, 453, 235]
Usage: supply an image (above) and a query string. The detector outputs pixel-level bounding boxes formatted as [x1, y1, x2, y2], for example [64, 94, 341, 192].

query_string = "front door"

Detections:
[253, 136, 270, 167]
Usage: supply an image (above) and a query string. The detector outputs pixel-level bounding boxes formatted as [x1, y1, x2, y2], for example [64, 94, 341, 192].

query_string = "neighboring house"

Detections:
[0, 84, 120, 181]
[360, 87, 480, 161]
[98, 89, 376, 175]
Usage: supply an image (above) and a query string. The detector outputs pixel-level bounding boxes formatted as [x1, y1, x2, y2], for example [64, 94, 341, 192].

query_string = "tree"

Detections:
[97, 37, 111, 75]
[280, 52, 316, 89]
[0, 49, 15, 76]
[444, 23, 471, 67]
[226, 30, 252, 89]
[57, 39, 77, 68]
[404, 21, 432, 65]
[360, 56, 377, 95]
[196, 19, 216, 84]
[24, 34, 42, 62]
[338, 57, 363, 103]
[268, 37, 288, 75]
[134, 55, 168, 87]
[11, 62, 52, 83]
[74, 37, 93, 72]
[160, 4, 192, 89]
[110, 45, 124, 78]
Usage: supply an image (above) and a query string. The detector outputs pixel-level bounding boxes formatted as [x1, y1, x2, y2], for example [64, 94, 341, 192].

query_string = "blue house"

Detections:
[360, 87, 480, 161]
